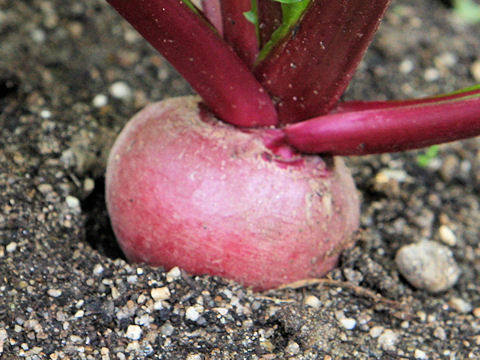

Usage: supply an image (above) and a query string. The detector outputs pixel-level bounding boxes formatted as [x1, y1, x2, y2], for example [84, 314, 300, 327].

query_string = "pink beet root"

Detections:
[106, 97, 360, 290]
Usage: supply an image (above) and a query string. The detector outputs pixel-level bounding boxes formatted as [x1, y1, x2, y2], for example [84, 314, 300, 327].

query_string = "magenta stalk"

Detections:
[255, 0, 391, 124]
[107, 0, 278, 128]
[285, 97, 480, 155]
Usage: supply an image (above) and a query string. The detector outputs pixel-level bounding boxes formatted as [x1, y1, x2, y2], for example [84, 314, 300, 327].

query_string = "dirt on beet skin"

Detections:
[0, 0, 479, 358]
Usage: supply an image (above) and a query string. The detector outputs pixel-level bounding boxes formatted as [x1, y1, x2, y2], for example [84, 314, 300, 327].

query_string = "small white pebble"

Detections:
[93, 264, 104, 276]
[40, 109, 52, 119]
[111, 286, 120, 300]
[424, 68, 440, 82]
[369, 326, 384, 338]
[304, 295, 321, 309]
[70, 335, 83, 343]
[126, 275, 138, 284]
[109, 82, 132, 100]
[414, 349, 427, 359]
[473, 307, 480, 318]
[151, 287, 171, 301]
[83, 178, 95, 193]
[186, 354, 202, 360]
[285, 341, 300, 355]
[31, 28, 46, 43]
[47, 289, 62, 298]
[92, 94, 108, 108]
[160, 322, 174, 336]
[74, 310, 84, 318]
[471, 60, 480, 82]
[434, 52, 457, 68]
[65, 195, 81, 212]
[185, 306, 203, 322]
[339, 318, 357, 330]
[449, 297, 472, 313]
[126, 341, 140, 352]
[433, 327, 447, 340]
[166, 267, 181, 281]
[438, 225, 457, 246]
[125, 325, 142, 340]
[377, 329, 399, 351]
[6, 242, 17, 253]
[399, 59, 414, 74]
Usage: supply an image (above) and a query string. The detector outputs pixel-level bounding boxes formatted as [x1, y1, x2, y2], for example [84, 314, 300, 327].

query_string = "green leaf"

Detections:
[256, 0, 310, 63]
[442, 83, 480, 97]
[274, 0, 304, 3]
[453, 0, 480, 24]
[244, 0, 259, 26]
[181, 0, 201, 15]
[416, 145, 440, 168]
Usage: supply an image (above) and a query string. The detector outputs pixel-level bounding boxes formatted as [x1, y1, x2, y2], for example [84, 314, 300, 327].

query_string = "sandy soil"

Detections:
[1, 0, 479, 358]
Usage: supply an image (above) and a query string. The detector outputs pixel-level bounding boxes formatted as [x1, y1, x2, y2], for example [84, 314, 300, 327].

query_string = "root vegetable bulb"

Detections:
[106, 97, 360, 290]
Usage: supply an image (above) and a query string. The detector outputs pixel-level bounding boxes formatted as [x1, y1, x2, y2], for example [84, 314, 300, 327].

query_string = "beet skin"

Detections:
[106, 96, 360, 290]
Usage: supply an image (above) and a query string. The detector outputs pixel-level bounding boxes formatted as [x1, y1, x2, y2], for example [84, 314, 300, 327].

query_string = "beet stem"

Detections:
[220, 0, 259, 68]
[201, 0, 223, 35]
[107, 0, 278, 128]
[257, 0, 282, 47]
[255, 0, 391, 125]
[285, 97, 480, 155]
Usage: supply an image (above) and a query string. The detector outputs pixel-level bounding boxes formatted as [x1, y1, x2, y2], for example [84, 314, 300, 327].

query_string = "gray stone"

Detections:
[395, 240, 460, 293]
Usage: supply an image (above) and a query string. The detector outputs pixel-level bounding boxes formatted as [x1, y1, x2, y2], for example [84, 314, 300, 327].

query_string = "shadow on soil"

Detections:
[82, 177, 126, 260]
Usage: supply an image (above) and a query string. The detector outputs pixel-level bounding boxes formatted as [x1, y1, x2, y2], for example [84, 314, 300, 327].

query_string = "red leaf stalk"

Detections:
[335, 87, 480, 113]
[285, 97, 480, 155]
[221, 0, 259, 68]
[202, 0, 223, 35]
[255, 0, 391, 125]
[257, 0, 282, 47]
[107, 0, 277, 128]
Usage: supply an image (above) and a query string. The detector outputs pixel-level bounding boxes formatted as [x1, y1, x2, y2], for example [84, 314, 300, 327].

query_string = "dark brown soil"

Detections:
[1, 0, 479, 358]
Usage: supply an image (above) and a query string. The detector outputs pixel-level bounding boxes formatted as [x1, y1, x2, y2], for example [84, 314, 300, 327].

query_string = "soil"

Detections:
[1, 0, 479, 359]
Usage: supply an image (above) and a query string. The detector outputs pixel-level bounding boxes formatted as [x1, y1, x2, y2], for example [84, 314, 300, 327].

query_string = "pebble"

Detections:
[47, 289, 62, 298]
[93, 264, 104, 276]
[65, 195, 81, 212]
[303, 295, 321, 309]
[433, 327, 447, 340]
[339, 318, 357, 330]
[369, 326, 384, 338]
[377, 329, 399, 351]
[473, 307, 480, 318]
[6, 242, 17, 253]
[92, 94, 108, 108]
[424, 68, 440, 82]
[448, 297, 472, 313]
[285, 341, 300, 355]
[395, 240, 460, 293]
[125, 325, 142, 340]
[440, 155, 459, 182]
[471, 60, 480, 82]
[151, 287, 171, 301]
[438, 225, 457, 246]
[399, 59, 414, 74]
[160, 322, 174, 336]
[166, 267, 182, 282]
[185, 305, 203, 322]
[186, 354, 202, 360]
[109, 81, 132, 100]
[414, 349, 427, 359]
[434, 52, 457, 68]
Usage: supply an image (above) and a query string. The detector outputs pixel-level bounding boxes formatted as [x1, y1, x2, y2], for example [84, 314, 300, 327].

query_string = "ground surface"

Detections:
[1, 0, 479, 358]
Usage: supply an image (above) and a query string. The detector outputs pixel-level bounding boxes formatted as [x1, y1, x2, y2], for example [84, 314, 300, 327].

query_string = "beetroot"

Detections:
[106, 97, 359, 290]
[103, 1, 480, 290]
